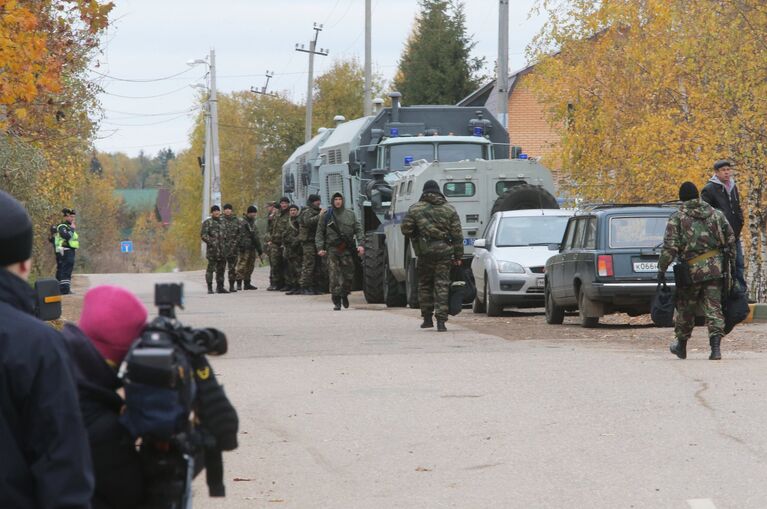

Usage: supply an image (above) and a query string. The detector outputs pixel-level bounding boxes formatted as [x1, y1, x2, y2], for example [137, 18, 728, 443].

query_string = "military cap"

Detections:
[279, 196, 290, 204]
[288, 204, 299, 211]
[247, 205, 258, 214]
[210, 205, 221, 212]
[223, 203, 233, 210]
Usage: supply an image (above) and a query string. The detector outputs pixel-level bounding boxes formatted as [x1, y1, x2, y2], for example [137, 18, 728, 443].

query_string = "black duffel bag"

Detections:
[724, 282, 750, 334]
[651, 281, 675, 327]
[448, 266, 476, 316]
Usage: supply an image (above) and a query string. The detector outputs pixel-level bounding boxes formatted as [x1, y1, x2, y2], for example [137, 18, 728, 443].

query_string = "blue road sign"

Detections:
[120, 241, 133, 253]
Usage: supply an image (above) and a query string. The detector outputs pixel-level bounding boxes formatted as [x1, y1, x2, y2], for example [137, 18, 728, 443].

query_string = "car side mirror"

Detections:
[473, 238, 487, 249]
[548, 243, 561, 251]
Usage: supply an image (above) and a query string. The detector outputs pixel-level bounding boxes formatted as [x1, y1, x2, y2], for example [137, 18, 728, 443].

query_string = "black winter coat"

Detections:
[0, 268, 94, 509]
[701, 179, 744, 238]
[61, 324, 145, 509]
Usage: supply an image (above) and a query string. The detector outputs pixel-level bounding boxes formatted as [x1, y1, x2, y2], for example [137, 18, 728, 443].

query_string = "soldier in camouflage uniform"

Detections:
[658, 182, 736, 360]
[299, 194, 323, 295]
[200, 205, 227, 294]
[267, 197, 291, 291]
[283, 204, 303, 294]
[221, 204, 241, 292]
[316, 192, 365, 310]
[235, 205, 263, 290]
[264, 201, 279, 290]
[401, 180, 464, 332]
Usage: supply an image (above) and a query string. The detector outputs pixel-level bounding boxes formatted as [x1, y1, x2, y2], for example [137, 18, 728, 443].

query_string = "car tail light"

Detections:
[597, 255, 614, 277]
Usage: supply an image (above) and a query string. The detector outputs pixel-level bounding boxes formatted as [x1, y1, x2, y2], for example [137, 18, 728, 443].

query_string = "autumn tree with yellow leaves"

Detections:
[527, 0, 767, 299]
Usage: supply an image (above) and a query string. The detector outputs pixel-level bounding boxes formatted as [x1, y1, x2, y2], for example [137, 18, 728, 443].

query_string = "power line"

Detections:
[89, 67, 195, 82]
[103, 107, 198, 118]
[101, 78, 205, 99]
[100, 113, 194, 127]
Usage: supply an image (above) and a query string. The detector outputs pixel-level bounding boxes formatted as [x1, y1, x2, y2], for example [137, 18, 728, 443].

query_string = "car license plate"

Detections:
[536, 278, 545, 288]
[633, 261, 673, 272]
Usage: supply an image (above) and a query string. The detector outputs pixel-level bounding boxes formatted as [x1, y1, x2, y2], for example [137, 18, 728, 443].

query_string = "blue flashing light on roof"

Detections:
[519, 153, 528, 159]
[390, 127, 399, 137]
[473, 126, 484, 137]
[404, 156, 414, 166]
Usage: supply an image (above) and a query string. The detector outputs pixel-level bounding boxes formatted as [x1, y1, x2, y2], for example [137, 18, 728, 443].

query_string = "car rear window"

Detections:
[609, 216, 669, 248]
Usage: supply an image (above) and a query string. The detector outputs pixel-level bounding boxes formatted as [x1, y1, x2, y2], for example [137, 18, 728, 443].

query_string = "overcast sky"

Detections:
[92, 0, 546, 157]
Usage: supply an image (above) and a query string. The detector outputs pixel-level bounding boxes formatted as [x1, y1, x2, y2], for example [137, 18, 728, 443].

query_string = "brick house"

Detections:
[458, 64, 560, 166]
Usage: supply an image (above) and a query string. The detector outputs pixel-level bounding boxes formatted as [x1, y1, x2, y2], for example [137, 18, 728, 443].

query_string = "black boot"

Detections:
[436, 319, 447, 332]
[420, 314, 434, 328]
[670, 338, 687, 359]
[244, 281, 257, 290]
[342, 294, 349, 308]
[709, 335, 722, 360]
[229, 281, 237, 293]
[216, 284, 229, 294]
[302, 288, 315, 295]
[207, 283, 214, 295]
[332, 295, 342, 310]
[236, 280, 243, 291]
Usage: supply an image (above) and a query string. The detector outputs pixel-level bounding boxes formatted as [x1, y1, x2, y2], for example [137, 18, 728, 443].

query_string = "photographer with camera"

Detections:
[0, 190, 94, 509]
[61, 285, 149, 509]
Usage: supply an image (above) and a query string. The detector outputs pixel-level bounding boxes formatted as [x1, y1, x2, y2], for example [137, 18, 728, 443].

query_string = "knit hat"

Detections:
[247, 205, 258, 214]
[210, 205, 221, 212]
[307, 194, 321, 205]
[279, 196, 290, 204]
[714, 159, 733, 171]
[679, 181, 699, 202]
[288, 204, 299, 211]
[422, 180, 441, 195]
[79, 285, 148, 366]
[0, 190, 33, 266]
[223, 203, 233, 210]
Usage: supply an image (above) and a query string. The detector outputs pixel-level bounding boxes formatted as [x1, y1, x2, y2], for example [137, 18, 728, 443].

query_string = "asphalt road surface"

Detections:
[83, 268, 767, 509]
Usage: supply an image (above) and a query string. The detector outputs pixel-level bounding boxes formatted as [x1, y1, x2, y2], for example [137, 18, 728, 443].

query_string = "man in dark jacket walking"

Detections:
[0, 190, 94, 509]
[401, 180, 464, 332]
[701, 159, 746, 291]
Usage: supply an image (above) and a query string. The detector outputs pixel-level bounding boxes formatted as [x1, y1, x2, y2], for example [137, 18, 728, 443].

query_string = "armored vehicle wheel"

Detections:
[384, 249, 407, 307]
[545, 282, 565, 324]
[406, 258, 419, 309]
[363, 232, 385, 304]
[491, 184, 559, 214]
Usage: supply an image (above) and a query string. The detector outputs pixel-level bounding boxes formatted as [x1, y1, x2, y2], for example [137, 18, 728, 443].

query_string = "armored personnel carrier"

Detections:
[281, 92, 558, 304]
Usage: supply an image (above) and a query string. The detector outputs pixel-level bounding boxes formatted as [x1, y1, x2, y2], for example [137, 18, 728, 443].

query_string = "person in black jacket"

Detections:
[61, 285, 149, 509]
[701, 159, 746, 291]
[0, 190, 94, 509]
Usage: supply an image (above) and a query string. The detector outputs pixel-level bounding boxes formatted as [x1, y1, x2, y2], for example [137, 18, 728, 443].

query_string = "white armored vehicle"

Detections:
[280, 92, 558, 304]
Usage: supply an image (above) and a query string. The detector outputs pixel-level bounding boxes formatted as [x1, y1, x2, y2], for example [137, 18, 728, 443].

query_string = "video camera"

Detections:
[119, 283, 238, 509]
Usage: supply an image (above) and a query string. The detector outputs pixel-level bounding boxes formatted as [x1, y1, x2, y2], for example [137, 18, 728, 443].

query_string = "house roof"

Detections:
[456, 62, 538, 108]
[114, 189, 159, 212]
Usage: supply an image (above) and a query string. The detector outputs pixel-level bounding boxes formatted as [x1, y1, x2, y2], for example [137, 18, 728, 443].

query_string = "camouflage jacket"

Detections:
[283, 216, 301, 249]
[658, 199, 736, 283]
[299, 205, 321, 243]
[200, 216, 225, 259]
[316, 205, 364, 254]
[270, 209, 291, 245]
[222, 215, 241, 257]
[401, 192, 464, 260]
[264, 210, 278, 243]
[238, 215, 263, 255]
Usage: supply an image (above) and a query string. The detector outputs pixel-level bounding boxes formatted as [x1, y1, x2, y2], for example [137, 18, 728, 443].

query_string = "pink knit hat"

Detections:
[79, 285, 148, 365]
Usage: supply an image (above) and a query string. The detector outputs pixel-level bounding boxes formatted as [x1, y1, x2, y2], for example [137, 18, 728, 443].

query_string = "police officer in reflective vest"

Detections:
[55, 208, 79, 295]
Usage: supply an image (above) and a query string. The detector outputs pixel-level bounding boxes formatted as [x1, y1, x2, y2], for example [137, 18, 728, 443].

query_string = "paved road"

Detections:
[85, 269, 767, 509]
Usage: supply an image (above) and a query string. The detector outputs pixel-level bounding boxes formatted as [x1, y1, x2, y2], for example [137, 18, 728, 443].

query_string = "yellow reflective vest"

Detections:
[55, 223, 79, 250]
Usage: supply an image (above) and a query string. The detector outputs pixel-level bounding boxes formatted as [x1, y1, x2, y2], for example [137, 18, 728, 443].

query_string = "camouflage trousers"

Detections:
[299, 242, 320, 289]
[327, 252, 354, 297]
[675, 278, 725, 341]
[417, 255, 452, 321]
[205, 257, 226, 285]
[225, 255, 238, 284]
[235, 250, 257, 282]
[269, 243, 285, 288]
[284, 244, 303, 288]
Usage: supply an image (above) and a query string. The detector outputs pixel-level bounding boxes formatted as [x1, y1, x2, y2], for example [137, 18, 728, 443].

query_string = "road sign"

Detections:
[120, 241, 133, 253]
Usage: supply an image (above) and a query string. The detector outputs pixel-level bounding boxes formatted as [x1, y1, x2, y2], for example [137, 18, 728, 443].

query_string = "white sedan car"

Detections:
[471, 209, 575, 316]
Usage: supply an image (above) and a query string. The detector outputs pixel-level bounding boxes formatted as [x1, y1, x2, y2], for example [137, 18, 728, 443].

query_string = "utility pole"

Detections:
[497, 0, 509, 130]
[296, 23, 329, 143]
[201, 103, 212, 257]
[250, 71, 276, 96]
[209, 48, 222, 206]
[364, 0, 372, 116]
